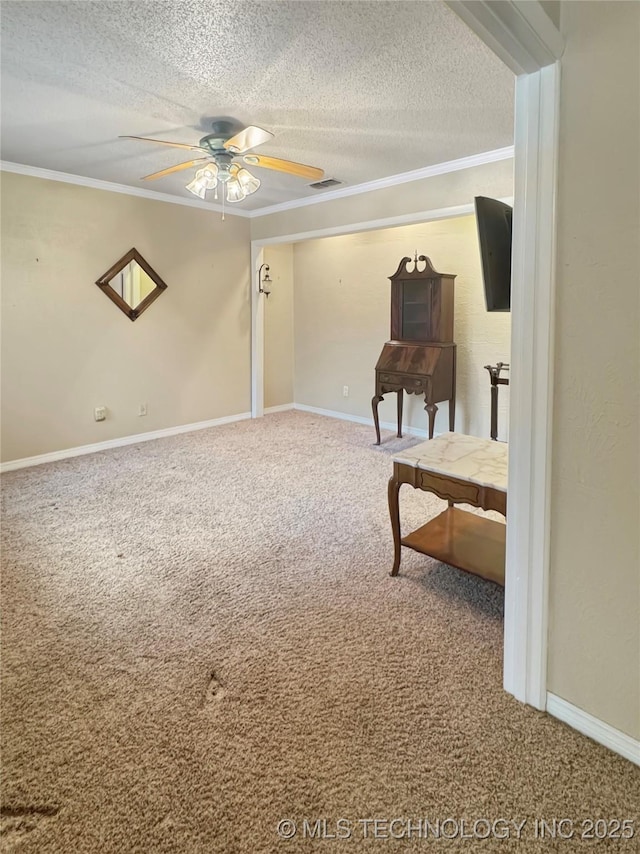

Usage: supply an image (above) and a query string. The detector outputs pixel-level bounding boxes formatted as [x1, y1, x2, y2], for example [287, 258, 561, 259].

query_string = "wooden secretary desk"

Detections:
[372, 255, 456, 444]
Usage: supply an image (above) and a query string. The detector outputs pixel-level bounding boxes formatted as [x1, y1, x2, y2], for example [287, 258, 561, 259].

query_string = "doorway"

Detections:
[251, 5, 562, 711]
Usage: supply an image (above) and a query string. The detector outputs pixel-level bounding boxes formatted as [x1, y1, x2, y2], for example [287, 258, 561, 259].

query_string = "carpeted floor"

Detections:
[1, 411, 638, 853]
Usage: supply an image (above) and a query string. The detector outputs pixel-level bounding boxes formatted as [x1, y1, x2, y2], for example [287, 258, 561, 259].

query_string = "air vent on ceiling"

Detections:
[308, 178, 343, 190]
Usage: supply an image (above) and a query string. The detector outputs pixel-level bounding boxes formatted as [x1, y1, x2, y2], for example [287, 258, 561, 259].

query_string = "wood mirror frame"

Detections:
[95, 248, 168, 321]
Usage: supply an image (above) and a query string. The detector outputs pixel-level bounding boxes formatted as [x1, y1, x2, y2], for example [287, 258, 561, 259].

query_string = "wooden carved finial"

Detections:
[389, 254, 453, 281]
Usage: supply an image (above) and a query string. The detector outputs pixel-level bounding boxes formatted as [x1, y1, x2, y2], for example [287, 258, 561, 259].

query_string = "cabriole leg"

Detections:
[371, 394, 383, 445]
[425, 401, 438, 439]
[388, 475, 402, 576]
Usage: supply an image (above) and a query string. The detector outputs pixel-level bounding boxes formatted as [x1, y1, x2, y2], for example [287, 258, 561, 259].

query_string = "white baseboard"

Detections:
[293, 402, 430, 439]
[0, 412, 251, 473]
[264, 403, 295, 413]
[547, 693, 640, 766]
[2, 404, 422, 473]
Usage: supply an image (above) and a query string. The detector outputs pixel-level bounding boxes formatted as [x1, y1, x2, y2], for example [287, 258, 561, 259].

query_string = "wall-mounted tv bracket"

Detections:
[484, 362, 510, 441]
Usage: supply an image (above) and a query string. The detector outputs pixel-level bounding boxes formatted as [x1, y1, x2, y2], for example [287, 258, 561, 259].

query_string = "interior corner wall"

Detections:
[263, 243, 294, 408]
[0, 172, 251, 463]
[292, 215, 510, 440]
[547, 0, 640, 740]
[539, 1, 561, 29]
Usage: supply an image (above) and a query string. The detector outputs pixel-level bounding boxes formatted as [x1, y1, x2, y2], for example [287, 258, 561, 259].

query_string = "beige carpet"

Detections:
[1, 411, 637, 853]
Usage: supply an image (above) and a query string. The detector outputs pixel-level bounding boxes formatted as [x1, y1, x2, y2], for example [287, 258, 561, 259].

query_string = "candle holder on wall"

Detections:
[258, 263, 272, 297]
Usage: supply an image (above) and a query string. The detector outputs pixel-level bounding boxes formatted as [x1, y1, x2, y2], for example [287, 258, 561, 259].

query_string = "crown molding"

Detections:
[0, 161, 251, 218]
[252, 202, 475, 249]
[445, 1, 563, 75]
[1, 145, 514, 221]
[248, 146, 515, 217]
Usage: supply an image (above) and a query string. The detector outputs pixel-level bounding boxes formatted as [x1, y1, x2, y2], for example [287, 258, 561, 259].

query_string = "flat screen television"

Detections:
[474, 196, 512, 312]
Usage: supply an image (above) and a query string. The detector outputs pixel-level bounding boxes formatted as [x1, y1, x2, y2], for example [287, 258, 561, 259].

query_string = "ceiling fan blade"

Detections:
[120, 135, 206, 152]
[224, 125, 274, 153]
[141, 158, 210, 180]
[243, 154, 324, 181]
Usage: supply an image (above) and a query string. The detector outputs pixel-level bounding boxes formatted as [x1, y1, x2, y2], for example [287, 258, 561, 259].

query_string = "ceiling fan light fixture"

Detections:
[236, 167, 260, 195]
[199, 164, 218, 185]
[185, 176, 208, 199]
[225, 179, 247, 203]
[186, 162, 252, 204]
[216, 162, 233, 183]
[186, 163, 219, 198]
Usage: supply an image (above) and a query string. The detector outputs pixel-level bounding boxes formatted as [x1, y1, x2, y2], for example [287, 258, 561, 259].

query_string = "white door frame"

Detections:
[447, 1, 563, 709]
[502, 62, 560, 708]
[250, 2, 563, 711]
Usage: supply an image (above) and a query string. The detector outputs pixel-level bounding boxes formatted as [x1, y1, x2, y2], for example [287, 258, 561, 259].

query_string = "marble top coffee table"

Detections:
[388, 432, 508, 585]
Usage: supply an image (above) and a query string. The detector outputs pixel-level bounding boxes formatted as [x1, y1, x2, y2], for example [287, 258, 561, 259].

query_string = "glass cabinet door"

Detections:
[401, 280, 429, 340]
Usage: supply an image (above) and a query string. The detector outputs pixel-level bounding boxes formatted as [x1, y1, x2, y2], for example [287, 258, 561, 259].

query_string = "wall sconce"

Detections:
[258, 263, 272, 297]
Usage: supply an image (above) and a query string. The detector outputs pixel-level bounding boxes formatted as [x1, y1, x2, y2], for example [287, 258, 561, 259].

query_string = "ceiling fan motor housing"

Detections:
[199, 119, 238, 153]
[200, 134, 234, 155]
[198, 135, 235, 181]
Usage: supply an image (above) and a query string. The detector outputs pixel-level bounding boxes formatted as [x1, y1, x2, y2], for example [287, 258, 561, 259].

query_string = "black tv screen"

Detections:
[474, 196, 512, 312]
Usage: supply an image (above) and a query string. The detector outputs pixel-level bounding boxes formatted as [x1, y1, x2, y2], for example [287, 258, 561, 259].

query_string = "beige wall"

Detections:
[263, 244, 294, 408]
[251, 158, 514, 242]
[1, 172, 250, 462]
[292, 215, 510, 440]
[548, 1, 640, 739]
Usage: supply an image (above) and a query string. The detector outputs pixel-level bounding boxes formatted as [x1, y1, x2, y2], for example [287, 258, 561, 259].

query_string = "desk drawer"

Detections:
[378, 372, 426, 391]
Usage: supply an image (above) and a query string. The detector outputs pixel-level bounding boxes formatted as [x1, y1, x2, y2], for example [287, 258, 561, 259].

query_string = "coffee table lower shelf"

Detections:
[401, 507, 506, 586]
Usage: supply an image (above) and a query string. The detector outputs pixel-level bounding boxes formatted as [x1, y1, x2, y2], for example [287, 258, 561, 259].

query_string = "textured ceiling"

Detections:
[0, 1, 514, 212]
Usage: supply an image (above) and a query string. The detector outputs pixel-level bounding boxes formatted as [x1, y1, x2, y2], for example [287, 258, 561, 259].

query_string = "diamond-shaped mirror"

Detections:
[95, 248, 167, 321]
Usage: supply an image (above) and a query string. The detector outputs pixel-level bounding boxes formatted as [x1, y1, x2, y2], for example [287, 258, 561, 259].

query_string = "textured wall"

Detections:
[263, 244, 294, 408]
[548, 1, 640, 739]
[292, 215, 511, 439]
[0, 173, 251, 462]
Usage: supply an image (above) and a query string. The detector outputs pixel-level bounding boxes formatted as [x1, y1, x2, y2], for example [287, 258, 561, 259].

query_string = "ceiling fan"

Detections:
[120, 120, 324, 204]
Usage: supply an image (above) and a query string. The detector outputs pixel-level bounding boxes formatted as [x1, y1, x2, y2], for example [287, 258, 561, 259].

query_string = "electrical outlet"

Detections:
[138, 402, 148, 417]
[94, 406, 106, 422]
[343, 385, 349, 397]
